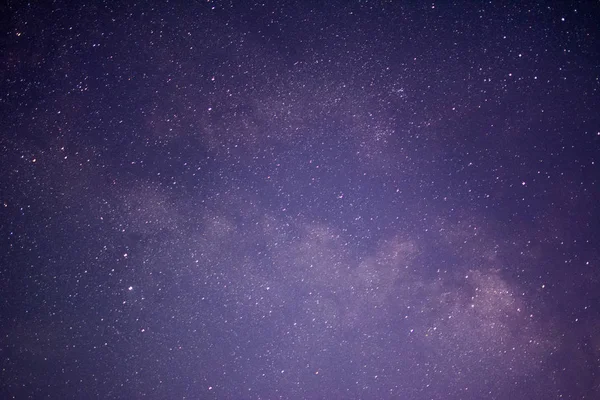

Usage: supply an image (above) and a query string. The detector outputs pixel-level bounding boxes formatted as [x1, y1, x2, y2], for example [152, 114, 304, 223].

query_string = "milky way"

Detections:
[1, 1, 599, 399]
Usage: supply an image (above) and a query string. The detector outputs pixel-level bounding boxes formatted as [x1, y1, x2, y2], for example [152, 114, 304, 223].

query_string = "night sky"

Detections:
[1, 1, 599, 399]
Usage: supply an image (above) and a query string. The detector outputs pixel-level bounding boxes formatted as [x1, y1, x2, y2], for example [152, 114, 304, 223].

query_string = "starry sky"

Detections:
[1, 1, 599, 399]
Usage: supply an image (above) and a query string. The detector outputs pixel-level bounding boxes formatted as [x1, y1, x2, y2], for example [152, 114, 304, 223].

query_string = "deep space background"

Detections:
[1, 1, 600, 399]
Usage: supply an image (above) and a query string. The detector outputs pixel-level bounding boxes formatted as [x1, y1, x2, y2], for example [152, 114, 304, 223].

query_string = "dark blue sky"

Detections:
[1, 1, 599, 399]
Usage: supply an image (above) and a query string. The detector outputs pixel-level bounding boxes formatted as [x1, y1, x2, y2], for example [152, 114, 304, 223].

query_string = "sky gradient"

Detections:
[1, 1, 599, 399]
